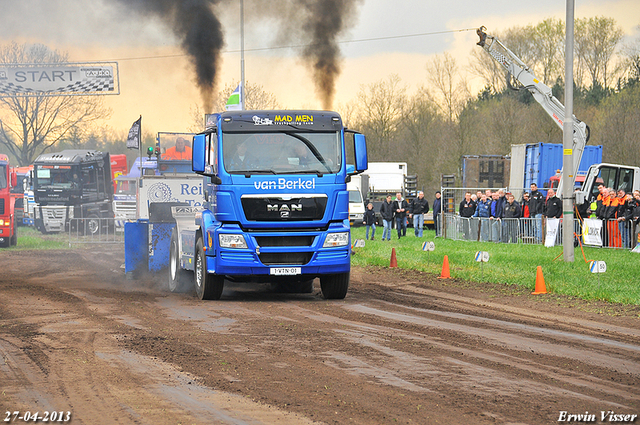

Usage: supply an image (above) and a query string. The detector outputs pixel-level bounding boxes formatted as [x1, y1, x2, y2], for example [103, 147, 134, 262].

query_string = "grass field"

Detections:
[350, 226, 640, 306]
[10, 226, 70, 250]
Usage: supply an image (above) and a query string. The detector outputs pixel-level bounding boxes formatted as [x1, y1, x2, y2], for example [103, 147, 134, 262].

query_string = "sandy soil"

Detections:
[1, 245, 639, 424]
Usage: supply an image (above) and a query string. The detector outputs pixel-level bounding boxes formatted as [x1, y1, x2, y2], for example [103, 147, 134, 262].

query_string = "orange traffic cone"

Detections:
[438, 255, 450, 279]
[531, 266, 547, 294]
[389, 248, 398, 268]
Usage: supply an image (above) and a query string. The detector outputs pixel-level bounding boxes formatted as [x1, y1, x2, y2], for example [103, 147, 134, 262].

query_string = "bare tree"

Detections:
[575, 17, 624, 89]
[0, 42, 111, 166]
[530, 18, 565, 86]
[211, 81, 280, 113]
[351, 74, 406, 159]
[426, 52, 470, 123]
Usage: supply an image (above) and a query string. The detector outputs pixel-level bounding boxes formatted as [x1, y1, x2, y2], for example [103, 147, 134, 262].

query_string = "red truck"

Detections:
[0, 154, 18, 247]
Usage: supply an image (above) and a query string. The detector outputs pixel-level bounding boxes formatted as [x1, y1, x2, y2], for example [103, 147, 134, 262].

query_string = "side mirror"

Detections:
[10, 171, 17, 188]
[354, 133, 368, 173]
[192, 133, 207, 173]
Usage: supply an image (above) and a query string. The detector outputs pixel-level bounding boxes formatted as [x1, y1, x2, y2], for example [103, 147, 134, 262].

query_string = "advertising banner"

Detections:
[582, 218, 603, 247]
[0, 62, 119, 96]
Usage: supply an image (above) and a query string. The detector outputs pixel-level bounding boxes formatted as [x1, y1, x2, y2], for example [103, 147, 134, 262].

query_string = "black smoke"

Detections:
[117, 0, 224, 111]
[298, 0, 362, 109]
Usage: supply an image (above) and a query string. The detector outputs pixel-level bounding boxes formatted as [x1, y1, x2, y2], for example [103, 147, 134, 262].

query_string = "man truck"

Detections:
[33, 150, 114, 235]
[0, 154, 18, 247]
[158, 110, 367, 300]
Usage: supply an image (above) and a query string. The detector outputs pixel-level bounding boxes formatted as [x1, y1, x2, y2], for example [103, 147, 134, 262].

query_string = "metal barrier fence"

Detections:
[442, 214, 637, 249]
[68, 218, 124, 245]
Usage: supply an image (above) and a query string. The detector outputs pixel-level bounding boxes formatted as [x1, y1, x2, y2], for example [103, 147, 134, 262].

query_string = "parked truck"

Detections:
[346, 173, 368, 226]
[126, 110, 368, 300]
[33, 150, 114, 234]
[0, 154, 18, 247]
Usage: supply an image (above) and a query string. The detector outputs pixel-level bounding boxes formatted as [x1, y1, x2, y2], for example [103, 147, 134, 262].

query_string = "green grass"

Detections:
[9, 226, 71, 250]
[350, 226, 640, 305]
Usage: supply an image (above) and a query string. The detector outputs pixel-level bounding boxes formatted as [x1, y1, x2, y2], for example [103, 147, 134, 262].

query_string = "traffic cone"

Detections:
[438, 255, 450, 279]
[531, 266, 547, 294]
[389, 248, 398, 268]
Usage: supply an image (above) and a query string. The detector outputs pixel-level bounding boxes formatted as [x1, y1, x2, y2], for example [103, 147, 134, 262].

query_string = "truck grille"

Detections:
[0, 198, 4, 215]
[254, 236, 315, 247]
[241, 195, 327, 221]
[258, 252, 313, 265]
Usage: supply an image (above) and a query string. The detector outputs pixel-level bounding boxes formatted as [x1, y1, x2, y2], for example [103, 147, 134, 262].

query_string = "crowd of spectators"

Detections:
[454, 183, 640, 248]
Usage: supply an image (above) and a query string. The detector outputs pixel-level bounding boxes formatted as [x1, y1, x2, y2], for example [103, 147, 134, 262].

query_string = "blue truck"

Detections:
[127, 110, 368, 300]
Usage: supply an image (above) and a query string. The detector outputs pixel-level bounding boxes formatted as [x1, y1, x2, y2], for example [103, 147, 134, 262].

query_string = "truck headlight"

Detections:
[0, 219, 4, 225]
[219, 234, 248, 249]
[323, 232, 349, 247]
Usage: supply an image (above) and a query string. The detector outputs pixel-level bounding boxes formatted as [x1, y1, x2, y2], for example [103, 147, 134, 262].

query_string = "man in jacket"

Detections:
[392, 192, 410, 239]
[473, 193, 492, 241]
[544, 189, 562, 219]
[489, 191, 505, 242]
[502, 193, 521, 243]
[529, 183, 545, 243]
[459, 192, 476, 240]
[616, 189, 631, 248]
[379, 195, 394, 241]
[632, 190, 640, 247]
[409, 191, 429, 237]
[433, 191, 442, 237]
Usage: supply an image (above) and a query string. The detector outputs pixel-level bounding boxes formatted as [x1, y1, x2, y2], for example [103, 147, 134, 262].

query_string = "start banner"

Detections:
[0, 62, 119, 96]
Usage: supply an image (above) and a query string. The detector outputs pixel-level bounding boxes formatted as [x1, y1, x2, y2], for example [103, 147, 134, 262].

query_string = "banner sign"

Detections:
[545, 218, 560, 247]
[0, 62, 119, 96]
[582, 219, 603, 247]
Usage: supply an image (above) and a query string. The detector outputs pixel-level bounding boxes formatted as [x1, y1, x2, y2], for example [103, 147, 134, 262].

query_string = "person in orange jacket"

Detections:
[616, 189, 631, 248]
[162, 137, 192, 160]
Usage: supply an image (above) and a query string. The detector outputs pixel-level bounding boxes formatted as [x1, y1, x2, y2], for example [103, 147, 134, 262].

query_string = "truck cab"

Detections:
[32, 150, 113, 234]
[185, 110, 367, 300]
[581, 163, 640, 203]
[0, 154, 18, 247]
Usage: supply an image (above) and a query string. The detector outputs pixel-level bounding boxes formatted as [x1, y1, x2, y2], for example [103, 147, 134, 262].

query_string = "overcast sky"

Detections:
[1, 0, 639, 135]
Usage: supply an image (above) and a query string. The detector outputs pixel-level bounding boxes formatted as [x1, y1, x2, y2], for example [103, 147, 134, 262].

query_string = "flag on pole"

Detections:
[126, 117, 141, 149]
[225, 84, 242, 111]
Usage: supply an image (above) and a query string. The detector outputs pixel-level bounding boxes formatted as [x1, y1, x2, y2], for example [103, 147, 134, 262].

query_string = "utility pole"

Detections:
[240, 0, 245, 110]
[563, 0, 575, 262]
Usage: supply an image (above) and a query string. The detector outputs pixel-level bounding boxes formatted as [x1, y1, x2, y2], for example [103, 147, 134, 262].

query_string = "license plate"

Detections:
[270, 267, 301, 276]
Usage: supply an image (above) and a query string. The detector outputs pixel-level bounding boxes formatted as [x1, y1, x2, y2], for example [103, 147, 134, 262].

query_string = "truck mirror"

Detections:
[354, 133, 368, 173]
[192, 134, 207, 173]
[10, 171, 17, 188]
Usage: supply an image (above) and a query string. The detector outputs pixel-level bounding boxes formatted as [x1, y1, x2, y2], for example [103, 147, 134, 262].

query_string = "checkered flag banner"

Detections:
[0, 62, 119, 97]
[126, 117, 142, 150]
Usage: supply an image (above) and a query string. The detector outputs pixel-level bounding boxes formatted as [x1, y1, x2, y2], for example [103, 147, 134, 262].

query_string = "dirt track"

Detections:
[1, 245, 639, 424]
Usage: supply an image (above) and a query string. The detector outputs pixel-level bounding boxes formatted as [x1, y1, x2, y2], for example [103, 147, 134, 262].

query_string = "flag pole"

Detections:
[240, 0, 245, 110]
[137, 115, 142, 219]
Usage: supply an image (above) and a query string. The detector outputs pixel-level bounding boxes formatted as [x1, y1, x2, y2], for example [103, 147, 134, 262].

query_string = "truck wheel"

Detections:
[10, 220, 17, 246]
[195, 237, 224, 300]
[169, 228, 191, 293]
[84, 215, 100, 236]
[320, 272, 349, 299]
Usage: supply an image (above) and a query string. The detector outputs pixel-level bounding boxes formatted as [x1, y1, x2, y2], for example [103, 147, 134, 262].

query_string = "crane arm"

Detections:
[476, 26, 589, 199]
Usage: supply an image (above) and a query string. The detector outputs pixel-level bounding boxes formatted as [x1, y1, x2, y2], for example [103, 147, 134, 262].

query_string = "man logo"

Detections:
[267, 204, 302, 212]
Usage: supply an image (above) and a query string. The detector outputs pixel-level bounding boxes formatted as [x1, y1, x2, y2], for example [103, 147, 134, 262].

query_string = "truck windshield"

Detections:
[222, 131, 341, 175]
[0, 164, 6, 189]
[35, 166, 80, 189]
[115, 178, 137, 196]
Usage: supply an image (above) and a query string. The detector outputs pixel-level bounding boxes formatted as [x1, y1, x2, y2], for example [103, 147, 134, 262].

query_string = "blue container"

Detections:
[124, 220, 148, 277]
[523, 143, 603, 190]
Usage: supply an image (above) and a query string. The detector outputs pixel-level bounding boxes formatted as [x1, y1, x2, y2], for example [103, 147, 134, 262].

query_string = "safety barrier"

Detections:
[442, 214, 636, 249]
[68, 218, 124, 245]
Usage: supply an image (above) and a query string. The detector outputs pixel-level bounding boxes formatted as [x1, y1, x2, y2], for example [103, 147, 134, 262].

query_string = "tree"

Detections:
[351, 75, 406, 159]
[426, 52, 470, 123]
[575, 17, 624, 90]
[0, 42, 111, 166]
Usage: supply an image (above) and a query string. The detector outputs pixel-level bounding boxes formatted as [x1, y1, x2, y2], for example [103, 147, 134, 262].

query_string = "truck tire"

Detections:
[10, 220, 17, 246]
[169, 228, 191, 293]
[320, 272, 349, 299]
[195, 236, 224, 300]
